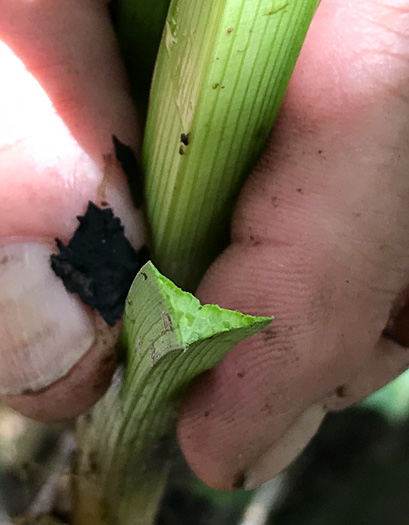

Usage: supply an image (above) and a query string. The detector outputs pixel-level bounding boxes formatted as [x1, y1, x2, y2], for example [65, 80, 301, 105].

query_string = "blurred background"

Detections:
[2, 368, 409, 525]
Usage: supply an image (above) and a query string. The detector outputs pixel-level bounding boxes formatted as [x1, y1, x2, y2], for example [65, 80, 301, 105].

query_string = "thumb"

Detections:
[0, 1, 146, 421]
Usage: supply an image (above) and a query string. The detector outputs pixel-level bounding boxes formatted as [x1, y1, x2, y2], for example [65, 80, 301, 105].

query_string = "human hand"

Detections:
[0, 0, 408, 494]
[177, 0, 409, 491]
[0, 0, 146, 420]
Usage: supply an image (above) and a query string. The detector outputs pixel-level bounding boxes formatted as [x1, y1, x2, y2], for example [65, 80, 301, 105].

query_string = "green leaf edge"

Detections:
[146, 261, 272, 347]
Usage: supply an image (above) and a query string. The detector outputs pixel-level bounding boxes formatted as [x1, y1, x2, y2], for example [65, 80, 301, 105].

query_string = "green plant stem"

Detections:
[72, 263, 271, 525]
[142, 0, 320, 290]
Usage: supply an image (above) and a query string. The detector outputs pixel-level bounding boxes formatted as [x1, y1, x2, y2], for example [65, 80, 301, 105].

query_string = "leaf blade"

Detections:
[143, 0, 320, 289]
[73, 263, 271, 525]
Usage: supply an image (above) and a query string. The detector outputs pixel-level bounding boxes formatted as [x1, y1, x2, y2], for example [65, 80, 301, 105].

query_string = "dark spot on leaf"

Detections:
[296, 187, 304, 194]
[212, 83, 220, 89]
[180, 133, 190, 146]
[179, 146, 185, 155]
[161, 312, 174, 333]
[51, 202, 147, 326]
[271, 196, 279, 207]
[237, 372, 244, 378]
[150, 342, 161, 364]
[227, 27, 233, 34]
[204, 411, 210, 417]
[112, 135, 144, 207]
[141, 272, 148, 280]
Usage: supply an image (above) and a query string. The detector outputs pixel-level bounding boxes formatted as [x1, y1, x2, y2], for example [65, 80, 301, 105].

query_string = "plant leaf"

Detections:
[73, 262, 271, 525]
[142, 0, 320, 289]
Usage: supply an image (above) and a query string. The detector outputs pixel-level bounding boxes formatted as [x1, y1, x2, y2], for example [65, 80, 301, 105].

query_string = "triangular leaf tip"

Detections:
[134, 261, 272, 347]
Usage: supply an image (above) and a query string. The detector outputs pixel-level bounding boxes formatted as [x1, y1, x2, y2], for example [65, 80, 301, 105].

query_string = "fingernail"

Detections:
[0, 242, 96, 395]
[245, 404, 326, 490]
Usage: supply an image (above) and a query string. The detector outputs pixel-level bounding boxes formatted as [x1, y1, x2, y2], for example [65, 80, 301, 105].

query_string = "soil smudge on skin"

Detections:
[51, 202, 147, 326]
[112, 135, 144, 207]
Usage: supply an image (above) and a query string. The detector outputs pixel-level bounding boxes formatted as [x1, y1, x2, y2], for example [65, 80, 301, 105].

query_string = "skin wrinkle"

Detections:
[208, 245, 376, 381]
[233, 103, 409, 276]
